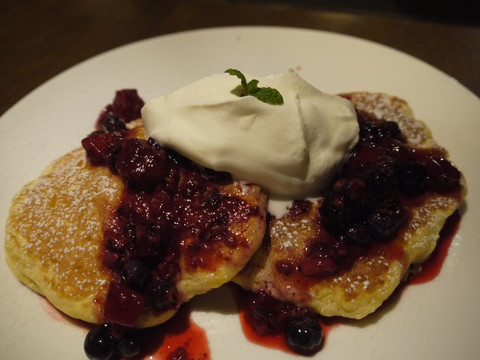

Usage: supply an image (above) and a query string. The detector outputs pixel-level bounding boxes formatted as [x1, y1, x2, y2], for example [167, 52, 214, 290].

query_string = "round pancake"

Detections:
[234, 92, 467, 319]
[5, 146, 121, 324]
[5, 122, 267, 327]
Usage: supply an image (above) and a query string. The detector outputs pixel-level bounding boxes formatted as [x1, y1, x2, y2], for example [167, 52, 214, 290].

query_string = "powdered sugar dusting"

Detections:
[271, 209, 317, 252]
[347, 92, 436, 148]
[7, 147, 123, 302]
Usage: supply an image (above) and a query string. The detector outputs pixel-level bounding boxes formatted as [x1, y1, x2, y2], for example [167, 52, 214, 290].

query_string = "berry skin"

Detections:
[96, 89, 145, 129]
[117, 330, 141, 359]
[121, 259, 149, 292]
[103, 282, 145, 327]
[111, 89, 145, 123]
[81, 132, 122, 166]
[84, 324, 116, 360]
[102, 116, 127, 132]
[346, 223, 371, 245]
[422, 155, 461, 191]
[368, 205, 406, 240]
[285, 315, 323, 355]
[115, 138, 167, 190]
[399, 161, 427, 196]
[146, 279, 178, 312]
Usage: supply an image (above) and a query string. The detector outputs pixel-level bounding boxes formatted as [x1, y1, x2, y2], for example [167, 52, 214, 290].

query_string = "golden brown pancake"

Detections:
[5, 91, 466, 329]
[234, 92, 467, 319]
[5, 121, 267, 327]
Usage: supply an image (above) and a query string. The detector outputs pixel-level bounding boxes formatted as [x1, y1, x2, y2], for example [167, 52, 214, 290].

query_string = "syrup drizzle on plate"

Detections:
[138, 305, 210, 360]
[38, 210, 461, 359]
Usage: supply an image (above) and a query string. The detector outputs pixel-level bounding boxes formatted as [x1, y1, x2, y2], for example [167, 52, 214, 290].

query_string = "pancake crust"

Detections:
[5, 146, 122, 324]
[5, 122, 267, 327]
[234, 92, 467, 319]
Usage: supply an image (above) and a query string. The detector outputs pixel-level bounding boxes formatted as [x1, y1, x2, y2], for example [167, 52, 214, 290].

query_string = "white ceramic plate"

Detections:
[1, 26, 479, 360]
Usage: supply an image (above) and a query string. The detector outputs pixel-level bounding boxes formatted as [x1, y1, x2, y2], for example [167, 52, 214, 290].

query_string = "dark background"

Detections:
[1, 0, 478, 116]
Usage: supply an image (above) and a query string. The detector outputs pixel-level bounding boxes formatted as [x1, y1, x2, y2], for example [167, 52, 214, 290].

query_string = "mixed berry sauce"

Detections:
[236, 99, 463, 355]
[81, 90, 462, 359]
[291, 106, 461, 279]
[93, 133, 256, 326]
[82, 90, 257, 359]
[233, 285, 325, 355]
[140, 304, 209, 360]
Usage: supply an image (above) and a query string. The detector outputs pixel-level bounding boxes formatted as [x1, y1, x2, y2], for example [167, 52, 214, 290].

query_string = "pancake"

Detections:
[5, 90, 466, 330]
[234, 92, 467, 319]
[5, 120, 267, 328]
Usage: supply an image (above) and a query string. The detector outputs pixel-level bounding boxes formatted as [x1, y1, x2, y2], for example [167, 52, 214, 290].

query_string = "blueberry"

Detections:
[285, 315, 323, 355]
[368, 205, 406, 240]
[399, 161, 427, 196]
[346, 223, 371, 245]
[359, 122, 379, 140]
[320, 193, 352, 233]
[118, 330, 141, 358]
[423, 155, 461, 191]
[84, 324, 116, 360]
[320, 184, 368, 234]
[146, 279, 178, 312]
[359, 120, 400, 141]
[364, 163, 399, 204]
[380, 120, 401, 139]
[121, 259, 149, 292]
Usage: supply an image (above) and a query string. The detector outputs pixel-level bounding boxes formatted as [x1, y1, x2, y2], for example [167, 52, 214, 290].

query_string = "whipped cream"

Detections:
[142, 71, 359, 198]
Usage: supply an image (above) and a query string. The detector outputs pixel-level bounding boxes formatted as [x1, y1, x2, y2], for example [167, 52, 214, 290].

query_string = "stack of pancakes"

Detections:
[5, 92, 466, 327]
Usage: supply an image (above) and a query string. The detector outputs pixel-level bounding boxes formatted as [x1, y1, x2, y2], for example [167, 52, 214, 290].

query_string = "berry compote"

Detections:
[239, 99, 463, 357]
[235, 286, 324, 355]
[82, 90, 463, 359]
[315, 106, 461, 274]
[82, 90, 259, 359]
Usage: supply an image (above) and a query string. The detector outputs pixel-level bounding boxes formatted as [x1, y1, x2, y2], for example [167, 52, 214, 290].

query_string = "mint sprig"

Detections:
[225, 68, 284, 105]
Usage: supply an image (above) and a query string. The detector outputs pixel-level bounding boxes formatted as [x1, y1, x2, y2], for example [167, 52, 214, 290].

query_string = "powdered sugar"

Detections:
[348, 92, 433, 147]
[8, 148, 122, 301]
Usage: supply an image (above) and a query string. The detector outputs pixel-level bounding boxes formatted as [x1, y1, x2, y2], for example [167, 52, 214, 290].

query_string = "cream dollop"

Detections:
[142, 71, 359, 197]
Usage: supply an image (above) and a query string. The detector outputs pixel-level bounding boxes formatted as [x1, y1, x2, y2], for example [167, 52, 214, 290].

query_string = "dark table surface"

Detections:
[1, 0, 478, 117]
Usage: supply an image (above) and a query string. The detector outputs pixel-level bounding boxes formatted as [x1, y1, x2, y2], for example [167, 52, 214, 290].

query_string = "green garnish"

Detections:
[225, 68, 284, 105]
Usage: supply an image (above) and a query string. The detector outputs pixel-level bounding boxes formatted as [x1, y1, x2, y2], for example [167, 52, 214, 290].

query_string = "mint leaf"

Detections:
[246, 79, 259, 94]
[252, 87, 284, 105]
[225, 68, 284, 105]
[225, 68, 248, 96]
